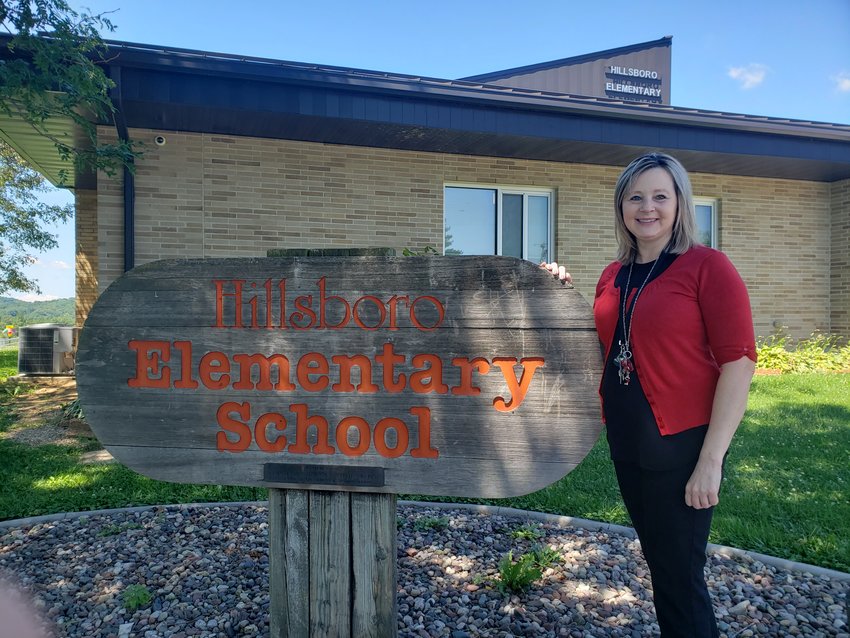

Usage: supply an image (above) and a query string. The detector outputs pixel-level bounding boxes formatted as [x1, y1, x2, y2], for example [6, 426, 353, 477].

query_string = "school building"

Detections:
[2, 36, 849, 338]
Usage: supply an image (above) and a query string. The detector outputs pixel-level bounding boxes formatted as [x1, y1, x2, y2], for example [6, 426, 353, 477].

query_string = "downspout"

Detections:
[111, 65, 135, 272]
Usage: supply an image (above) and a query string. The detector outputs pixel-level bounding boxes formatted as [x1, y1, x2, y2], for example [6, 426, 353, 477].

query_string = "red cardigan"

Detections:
[593, 245, 756, 435]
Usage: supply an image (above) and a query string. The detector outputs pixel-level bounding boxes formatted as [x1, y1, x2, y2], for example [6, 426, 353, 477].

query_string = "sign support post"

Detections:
[269, 488, 397, 638]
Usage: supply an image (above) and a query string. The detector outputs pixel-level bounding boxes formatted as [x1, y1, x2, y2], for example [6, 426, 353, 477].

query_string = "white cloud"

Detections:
[51, 260, 72, 270]
[832, 71, 850, 93]
[728, 64, 769, 89]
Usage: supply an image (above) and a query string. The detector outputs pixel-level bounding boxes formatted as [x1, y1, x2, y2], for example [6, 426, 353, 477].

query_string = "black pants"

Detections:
[614, 460, 719, 638]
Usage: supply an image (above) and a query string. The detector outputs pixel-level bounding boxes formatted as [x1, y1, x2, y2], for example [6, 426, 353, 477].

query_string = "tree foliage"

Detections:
[0, 294, 74, 326]
[1, 0, 139, 178]
[0, 140, 72, 293]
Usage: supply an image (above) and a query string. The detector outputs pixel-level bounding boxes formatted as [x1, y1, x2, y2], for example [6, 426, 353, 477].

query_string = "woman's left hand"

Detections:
[685, 458, 723, 509]
[686, 356, 756, 510]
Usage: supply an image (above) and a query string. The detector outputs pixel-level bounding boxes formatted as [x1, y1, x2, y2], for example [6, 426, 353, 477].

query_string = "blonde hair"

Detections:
[613, 152, 699, 263]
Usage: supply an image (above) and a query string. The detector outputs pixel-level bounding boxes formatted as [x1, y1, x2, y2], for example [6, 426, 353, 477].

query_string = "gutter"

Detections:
[110, 65, 135, 272]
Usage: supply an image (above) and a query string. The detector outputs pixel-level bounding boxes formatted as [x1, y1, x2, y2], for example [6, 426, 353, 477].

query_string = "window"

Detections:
[694, 198, 718, 248]
[443, 186, 553, 263]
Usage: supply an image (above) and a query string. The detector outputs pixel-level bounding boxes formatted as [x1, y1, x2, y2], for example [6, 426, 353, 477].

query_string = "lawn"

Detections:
[0, 367, 847, 573]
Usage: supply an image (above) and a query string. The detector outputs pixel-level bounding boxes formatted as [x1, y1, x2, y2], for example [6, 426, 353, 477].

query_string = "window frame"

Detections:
[694, 197, 719, 249]
[443, 183, 555, 262]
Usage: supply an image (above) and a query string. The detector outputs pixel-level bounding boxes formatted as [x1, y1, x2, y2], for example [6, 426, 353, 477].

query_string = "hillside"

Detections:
[0, 297, 75, 328]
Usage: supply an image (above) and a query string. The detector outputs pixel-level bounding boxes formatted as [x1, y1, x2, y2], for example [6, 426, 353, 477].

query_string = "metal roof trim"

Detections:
[99, 39, 850, 142]
[459, 36, 673, 83]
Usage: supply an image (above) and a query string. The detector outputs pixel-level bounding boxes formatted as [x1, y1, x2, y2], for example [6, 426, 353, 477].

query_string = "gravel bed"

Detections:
[1, 503, 847, 637]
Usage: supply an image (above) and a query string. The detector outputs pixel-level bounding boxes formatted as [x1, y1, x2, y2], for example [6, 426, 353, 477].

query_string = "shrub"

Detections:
[756, 333, 850, 373]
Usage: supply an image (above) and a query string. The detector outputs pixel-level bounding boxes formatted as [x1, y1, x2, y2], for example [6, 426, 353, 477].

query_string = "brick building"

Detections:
[3, 37, 850, 338]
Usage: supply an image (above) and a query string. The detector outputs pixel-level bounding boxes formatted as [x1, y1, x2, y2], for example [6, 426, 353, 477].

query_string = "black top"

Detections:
[601, 252, 708, 470]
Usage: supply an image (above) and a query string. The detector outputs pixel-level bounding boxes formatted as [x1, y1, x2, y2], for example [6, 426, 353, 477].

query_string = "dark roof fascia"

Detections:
[101, 40, 850, 145]
[460, 36, 673, 83]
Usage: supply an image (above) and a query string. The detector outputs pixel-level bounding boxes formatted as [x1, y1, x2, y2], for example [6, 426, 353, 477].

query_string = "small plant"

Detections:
[61, 398, 85, 420]
[470, 572, 490, 586]
[98, 522, 143, 537]
[497, 551, 542, 593]
[530, 544, 562, 568]
[413, 515, 450, 532]
[510, 522, 544, 541]
[402, 245, 440, 257]
[122, 584, 152, 611]
[0, 383, 24, 399]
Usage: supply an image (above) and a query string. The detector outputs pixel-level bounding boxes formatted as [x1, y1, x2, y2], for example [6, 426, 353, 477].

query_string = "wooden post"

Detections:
[269, 489, 398, 638]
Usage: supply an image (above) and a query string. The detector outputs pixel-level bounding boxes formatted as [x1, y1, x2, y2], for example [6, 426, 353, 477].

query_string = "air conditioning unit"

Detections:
[18, 324, 80, 375]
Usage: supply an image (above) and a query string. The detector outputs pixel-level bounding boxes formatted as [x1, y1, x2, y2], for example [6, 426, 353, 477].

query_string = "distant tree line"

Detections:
[0, 296, 74, 328]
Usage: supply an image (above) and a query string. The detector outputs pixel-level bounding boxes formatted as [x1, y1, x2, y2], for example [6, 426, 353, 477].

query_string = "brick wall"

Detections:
[88, 128, 836, 338]
[831, 179, 850, 336]
[690, 173, 832, 338]
[75, 189, 98, 326]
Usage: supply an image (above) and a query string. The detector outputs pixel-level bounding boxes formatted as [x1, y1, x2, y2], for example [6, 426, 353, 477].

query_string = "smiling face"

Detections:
[621, 167, 678, 262]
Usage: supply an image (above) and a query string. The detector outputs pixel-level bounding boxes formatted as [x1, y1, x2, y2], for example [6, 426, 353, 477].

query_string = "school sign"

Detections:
[76, 255, 602, 498]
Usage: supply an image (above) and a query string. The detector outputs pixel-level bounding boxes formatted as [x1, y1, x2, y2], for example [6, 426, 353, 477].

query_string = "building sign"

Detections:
[76, 256, 603, 498]
[608, 65, 660, 79]
[604, 64, 663, 101]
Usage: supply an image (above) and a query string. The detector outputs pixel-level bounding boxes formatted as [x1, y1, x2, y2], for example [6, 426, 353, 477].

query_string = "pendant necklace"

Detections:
[615, 254, 661, 386]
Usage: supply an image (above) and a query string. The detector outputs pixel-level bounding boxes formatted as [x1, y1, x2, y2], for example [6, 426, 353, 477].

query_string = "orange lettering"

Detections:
[232, 353, 295, 391]
[318, 277, 351, 329]
[492, 357, 545, 412]
[172, 340, 198, 389]
[451, 357, 491, 395]
[335, 416, 371, 456]
[387, 295, 409, 330]
[216, 401, 251, 452]
[409, 295, 445, 331]
[297, 353, 329, 391]
[255, 412, 288, 452]
[410, 354, 448, 394]
[376, 342, 406, 392]
[331, 355, 378, 393]
[409, 406, 439, 458]
[374, 416, 409, 458]
[288, 403, 335, 454]
[353, 295, 386, 330]
[199, 351, 231, 390]
[214, 280, 244, 328]
[290, 295, 316, 330]
[128, 340, 171, 388]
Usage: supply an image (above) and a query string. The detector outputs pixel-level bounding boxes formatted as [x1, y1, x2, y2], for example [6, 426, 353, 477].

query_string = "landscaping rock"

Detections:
[0, 503, 846, 637]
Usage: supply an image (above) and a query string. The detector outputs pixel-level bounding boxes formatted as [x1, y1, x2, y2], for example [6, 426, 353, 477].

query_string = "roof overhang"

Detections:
[0, 108, 79, 187]
[4, 38, 850, 186]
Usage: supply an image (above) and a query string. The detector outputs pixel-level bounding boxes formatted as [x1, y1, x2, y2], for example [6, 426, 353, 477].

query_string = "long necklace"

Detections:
[614, 256, 660, 386]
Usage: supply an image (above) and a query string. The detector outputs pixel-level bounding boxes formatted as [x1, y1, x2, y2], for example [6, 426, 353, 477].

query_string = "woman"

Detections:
[545, 152, 756, 637]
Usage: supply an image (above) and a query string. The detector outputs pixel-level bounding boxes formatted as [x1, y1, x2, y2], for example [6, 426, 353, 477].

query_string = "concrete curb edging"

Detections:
[2, 499, 848, 582]
[400, 500, 850, 582]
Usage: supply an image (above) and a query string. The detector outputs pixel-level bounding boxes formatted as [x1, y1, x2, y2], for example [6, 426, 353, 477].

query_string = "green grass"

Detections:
[0, 368, 847, 573]
[408, 374, 850, 573]
[0, 348, 18, 379]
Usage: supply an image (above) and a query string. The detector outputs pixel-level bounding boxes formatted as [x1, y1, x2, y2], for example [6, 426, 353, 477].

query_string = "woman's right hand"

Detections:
[540, 261, 573, 285]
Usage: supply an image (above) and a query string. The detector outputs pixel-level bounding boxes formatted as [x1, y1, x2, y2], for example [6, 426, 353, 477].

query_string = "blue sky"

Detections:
[16, 0, 850, 301]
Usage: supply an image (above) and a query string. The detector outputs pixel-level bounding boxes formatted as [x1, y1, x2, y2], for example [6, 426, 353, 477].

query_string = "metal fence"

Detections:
[0, 337, 19, 350]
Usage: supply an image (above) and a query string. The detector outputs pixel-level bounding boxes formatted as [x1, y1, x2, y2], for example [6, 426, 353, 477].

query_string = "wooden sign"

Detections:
[76, 256, 602, 498]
